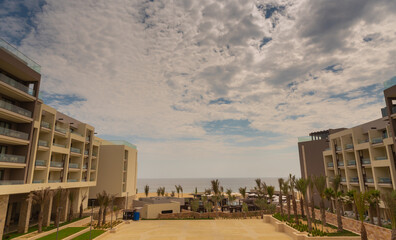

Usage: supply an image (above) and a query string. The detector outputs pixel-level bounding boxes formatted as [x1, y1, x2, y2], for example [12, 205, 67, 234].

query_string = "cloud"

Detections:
[2, 0, 396, 178]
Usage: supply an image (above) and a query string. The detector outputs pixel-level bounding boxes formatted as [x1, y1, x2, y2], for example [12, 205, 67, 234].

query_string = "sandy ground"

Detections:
[104, 219, 292, 240]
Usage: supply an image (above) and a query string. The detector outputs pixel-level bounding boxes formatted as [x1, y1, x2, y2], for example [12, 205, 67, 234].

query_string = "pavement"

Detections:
[104, 219, 292, 240]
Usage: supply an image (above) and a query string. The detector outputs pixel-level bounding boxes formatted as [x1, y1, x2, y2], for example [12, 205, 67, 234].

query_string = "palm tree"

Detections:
[191, 199, 199, 212]
[267, 185, 275, 204]
[289, 174, 299, 225]
[157, 187, 161, 197]
[102, 192, 110, 225]
[239, 187, 247, 199]
[282, 180, 291, 219]
[331, 175, 343, 232]
[179, 185, 183, 198]
[242, 202, 249, 219]
[278, 178, 284, 215]
[296, 178, 312, 232]
[366, 190, 375, 225]
[144, 185, 149, 197]
[68, 191, 75, 222]
[346, 190, 358, 220]
[324, 187, 335, 213]
[370, 190, 381, 227]
[175, 185, 180, 198]
[79, 191, 87, 219]
[382, 190, 396, 240]
[354, 191, 368, 240]
[314, 175, 327, 230]
[29, 188, 53, 233]
[96, 191, 106, 226]
[53, 187, 68, 227]
[308, 176, 315, 225]
[254, 198, 267, 219]
[161, 187, 166, 196]
[255, 178, 263, 198]
[211, 179, 220, 211]
[226, 189, 233, 205]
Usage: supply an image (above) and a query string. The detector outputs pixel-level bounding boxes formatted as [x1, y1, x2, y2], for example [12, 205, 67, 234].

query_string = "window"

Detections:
[161, 210, 173, 214]
[0, 145, 7, 154]
[0, 169, 4, 180]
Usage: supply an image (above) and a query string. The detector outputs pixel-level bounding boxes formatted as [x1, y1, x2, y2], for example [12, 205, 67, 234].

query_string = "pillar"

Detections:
[43, 196, 53, 227]
[0, 195, 10, 238]
[5, 202, 12, 232]
[59, 194, 69, 222]
[18, 196, 32, 233]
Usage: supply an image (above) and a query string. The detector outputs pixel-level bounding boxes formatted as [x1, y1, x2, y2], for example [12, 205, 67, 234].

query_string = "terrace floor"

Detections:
[106, 219, 292, 240]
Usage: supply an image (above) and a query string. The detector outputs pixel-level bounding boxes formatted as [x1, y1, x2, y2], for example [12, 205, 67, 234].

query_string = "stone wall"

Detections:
[287, 203, 391, 240]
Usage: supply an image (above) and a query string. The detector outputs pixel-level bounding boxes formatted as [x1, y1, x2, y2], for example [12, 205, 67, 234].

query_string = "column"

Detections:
[5, 202, 12, 233]
[0, 195, 10, 238]
[59, 194, 69, 222]
[43, 196, 53, 227]
[18, 196, 32, 233]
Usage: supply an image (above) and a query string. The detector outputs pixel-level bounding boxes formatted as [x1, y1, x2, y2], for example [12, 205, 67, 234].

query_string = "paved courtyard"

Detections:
[106, 219, 292, 240]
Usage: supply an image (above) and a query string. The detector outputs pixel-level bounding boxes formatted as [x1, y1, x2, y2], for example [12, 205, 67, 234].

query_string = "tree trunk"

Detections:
[354, 204, 358, 220]
[102, 207, 107, 225]
[310, 195, 315, 227]
[336, 198, 343, 232]
[376, 203, 382, 227]
[292, 195, 299, 225]
[79, 204, 83, 219]
[98, 207, 102, 227]
[287, 195, 291, 220]
[361, 222, 368, 240]
[38, 204, 44, 233]
[55, 205, 60, 228]
[320, 199, 326, 230]
[304, 197, 312, 232]
[300, 197, 305, 218]
[280, 192, 283, 216]
[368, 205, 374, 225]
[68, 203, 73, 222]
[329, 199, 334, 213]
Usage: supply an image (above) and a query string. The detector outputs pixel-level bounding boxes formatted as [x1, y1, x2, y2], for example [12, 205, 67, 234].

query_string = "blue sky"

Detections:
[1, 0, 396, 178]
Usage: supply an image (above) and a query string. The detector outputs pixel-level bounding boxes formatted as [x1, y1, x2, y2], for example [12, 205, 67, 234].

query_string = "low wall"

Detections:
[158, 210, 267, 219]
[287, 203, 391, 240]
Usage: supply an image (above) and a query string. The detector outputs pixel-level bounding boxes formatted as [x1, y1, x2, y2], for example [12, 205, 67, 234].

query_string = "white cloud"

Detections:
[2, 0, 396, 178]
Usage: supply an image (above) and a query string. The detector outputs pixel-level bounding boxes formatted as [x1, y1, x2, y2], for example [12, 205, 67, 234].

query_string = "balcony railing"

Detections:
[366, 178, 374, 183]
[327, 162, 334, 168]
[71, 131, 83, 137]
[86, 137, 90, 142]
[70, 147, 81, 154]
[53, 143, 66, 148]
[0, 73, 36, 95]
[358, 139, 369, 144]
[0, 180, 24, 185]
[345, 144, 354, 150]
[350, 177, 359, 183]
[50, 161, 63, 168]
[83, 164, 88, 169]
[336, 146, 342, 151]
[91, 165, 96, 170]
[0, 154, 26, 164]
[362, 158, 371, 165]
[0, 99, 32, 117]
[0, 126, 29, 140]
[33, 179, 44, 184]
[38, 139, 48, 147]
[67, 179, 78, 182]
[84, 150, 89, 155]
[347, 160, 356, 166]
[372, 137, 383, 144]
[324, 147, 331, 151]
[69, 163, 79, 169]
[337, 161, 344, 167]
[55, 125, 68, 134]
[378, 177, 392, 184]
[375, 156, 387, 161]
[48, 179, 61, 183]
[35, 159, 46, 166]
[341, 177, 346, 182]
[40, 121, 51, 129]
[92, 152, 97, 157]
[81, 179, 87, 182]
[0, 38, 41, 73]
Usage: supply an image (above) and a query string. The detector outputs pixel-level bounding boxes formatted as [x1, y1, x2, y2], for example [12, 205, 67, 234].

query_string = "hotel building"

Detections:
[89, 139, 138, 209]
[0, 39, 101, 238]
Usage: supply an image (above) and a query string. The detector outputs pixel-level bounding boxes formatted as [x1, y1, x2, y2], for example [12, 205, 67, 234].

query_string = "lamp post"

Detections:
[89, 199, 95, 240]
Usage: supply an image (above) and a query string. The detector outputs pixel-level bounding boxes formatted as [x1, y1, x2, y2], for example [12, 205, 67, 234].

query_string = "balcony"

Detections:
[67, 179, 78, 182]
[0, 38, 41, 73]
[341, 177, 346, 182]
[378, 177, 392, 184]
[40, 121, 51, 129]
[0, 99, 32, 120]
[358, 139, 369, 144]
[50, 161, 63, 168]
[0, 73, 36, 101]
[69, 163, 79, 169]
[48, 179, 61, 183]
[91, 165, 96, 170]
[92, 152, 97, 157]
[375, 156, 387, 161]
[86, 137, 90, 142]
[347, 160, 356, 166]
[366, 178, 374, 183]
[83, 164, 88, 169]
[372, 137, 383, 144]
[0, 180, 24, 185]
[337, 161, 344, 167]
[0, 154, 26, 164]
[33, 179, 44, 184]
[336, 146, 342, 151]
[345, 144, 354, 150]
[70, 147, 81, 154]
[84, 150, 89, 156]
[53, 143, 66, 148]
[327, 162, 334, 168]
[55, 125, 68, 134]
[38, 139, 48, 147]
[0, 126, 29, 141]
[362, 158, 371, 165]
[81, 179, 87, 182]
[71, 131, 83, 137]
[350, 177, 359, 183]
[35, 159, 46, 167]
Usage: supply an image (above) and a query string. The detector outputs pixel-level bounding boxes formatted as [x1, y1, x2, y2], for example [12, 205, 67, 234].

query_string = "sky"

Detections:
[1, 0, 396, 179]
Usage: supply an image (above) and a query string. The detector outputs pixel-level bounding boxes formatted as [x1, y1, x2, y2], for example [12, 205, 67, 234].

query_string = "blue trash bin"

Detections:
[133, 211, 140, 221]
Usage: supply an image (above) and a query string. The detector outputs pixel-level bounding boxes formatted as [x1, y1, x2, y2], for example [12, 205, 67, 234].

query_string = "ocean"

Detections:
[137, 177, 283, 194]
